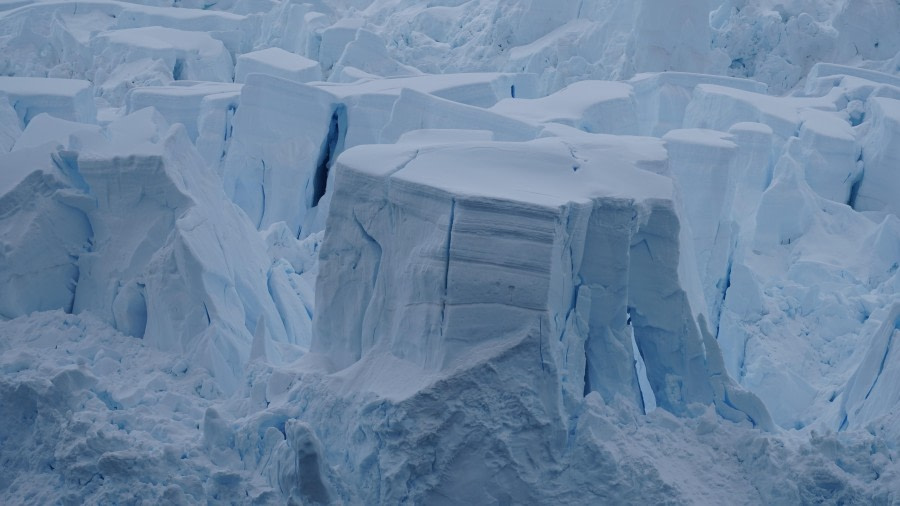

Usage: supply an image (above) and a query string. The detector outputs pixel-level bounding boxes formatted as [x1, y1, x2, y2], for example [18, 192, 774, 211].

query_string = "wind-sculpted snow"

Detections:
[1, 0, 900, 504]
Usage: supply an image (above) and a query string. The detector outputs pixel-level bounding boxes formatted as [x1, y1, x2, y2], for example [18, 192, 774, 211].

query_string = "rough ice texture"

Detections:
[0, 145, 91, 319]
[315, 137, 771, 426]
[221, 71, 540, 238]
[857, 97, 900, 215]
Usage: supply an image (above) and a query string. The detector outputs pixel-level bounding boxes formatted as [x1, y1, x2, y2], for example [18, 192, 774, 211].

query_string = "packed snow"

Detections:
[1, 0, 899, 504]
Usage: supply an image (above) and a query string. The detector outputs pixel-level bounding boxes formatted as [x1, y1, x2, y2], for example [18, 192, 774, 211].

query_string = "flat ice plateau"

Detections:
[1, 0, 900, 504]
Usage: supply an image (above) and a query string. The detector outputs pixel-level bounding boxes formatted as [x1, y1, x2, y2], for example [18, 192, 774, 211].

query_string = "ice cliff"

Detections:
[1, 0, 899, 504]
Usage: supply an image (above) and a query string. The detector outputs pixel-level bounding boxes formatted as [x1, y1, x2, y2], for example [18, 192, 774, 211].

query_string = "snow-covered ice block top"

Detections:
[358, 138, 674, 205]
[0, 77, 96, 125]
[93, 27, 234, 83]
[380, 88, 541, 144]
[126, 82, 241, 142]
[328, 29, 421, 81]
[235, 47, 322, 84]
[857, 97, 900, 216]
[490, 80, 638, 135]
[806, 63, 900, 90]
[0, 95, 21, 152]
[0, 142, 91, 319]
[684, 84, 834, 140]
[315, 72, 539, 108]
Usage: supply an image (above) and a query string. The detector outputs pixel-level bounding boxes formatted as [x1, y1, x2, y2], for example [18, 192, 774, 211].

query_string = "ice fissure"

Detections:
[440, 198, 456, 338]
[312, 105, 347, 209]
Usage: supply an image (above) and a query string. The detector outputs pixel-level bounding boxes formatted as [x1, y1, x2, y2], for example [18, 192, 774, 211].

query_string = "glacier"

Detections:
[1, 0, 899, 504]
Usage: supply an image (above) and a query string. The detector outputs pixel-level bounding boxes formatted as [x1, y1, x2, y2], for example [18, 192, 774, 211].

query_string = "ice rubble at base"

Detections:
[1, 0, 900, 504]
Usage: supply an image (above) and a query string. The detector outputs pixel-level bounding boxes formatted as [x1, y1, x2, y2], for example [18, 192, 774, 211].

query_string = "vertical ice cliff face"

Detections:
[839, 302, 900, 439]
[0, 107, 308, 393]
[318, 0, 718, 92]
[222, 73, 341, 236]
[313, 136, 772, 424]
[221, 71, 539, 237]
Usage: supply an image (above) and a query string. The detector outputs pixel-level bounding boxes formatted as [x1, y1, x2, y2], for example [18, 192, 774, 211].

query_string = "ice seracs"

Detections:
[0, 144, 91, 319]
[314, 135, 771, 427]
[234, 47, 321, 84]
[857, 97, 900, 216]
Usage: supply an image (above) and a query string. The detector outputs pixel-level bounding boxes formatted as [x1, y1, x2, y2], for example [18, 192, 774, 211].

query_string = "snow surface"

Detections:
[234, 47, 321, 84]
[1, 0, 900, 504]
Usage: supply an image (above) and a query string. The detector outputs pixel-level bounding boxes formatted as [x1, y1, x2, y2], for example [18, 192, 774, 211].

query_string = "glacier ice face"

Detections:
[92, 26, 234, 85]
[221, 73, 339, 235]
[630, 71, 767, 137]
[12, 113, 100, 152]
[221, 71, 541, 237]
[857, 97, 900, 216]
[314, 136, 771, 428]
[0, 145, 91, 319]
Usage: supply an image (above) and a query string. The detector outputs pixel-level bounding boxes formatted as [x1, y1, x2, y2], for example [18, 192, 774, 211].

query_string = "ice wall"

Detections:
[222, 71, 539, 237]
[314, 136, 772, 428]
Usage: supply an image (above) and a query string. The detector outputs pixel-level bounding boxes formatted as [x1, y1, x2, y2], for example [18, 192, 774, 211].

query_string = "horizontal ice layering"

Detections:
[314, 136, 771, 426]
